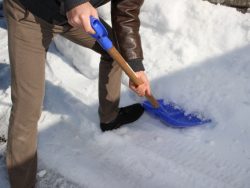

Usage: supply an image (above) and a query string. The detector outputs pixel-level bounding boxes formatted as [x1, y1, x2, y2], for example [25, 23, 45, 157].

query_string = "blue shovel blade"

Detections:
[142, 99, 211, 128]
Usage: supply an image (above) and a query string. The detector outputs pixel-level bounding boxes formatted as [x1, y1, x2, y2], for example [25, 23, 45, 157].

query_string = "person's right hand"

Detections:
[66, 2, 98, 34]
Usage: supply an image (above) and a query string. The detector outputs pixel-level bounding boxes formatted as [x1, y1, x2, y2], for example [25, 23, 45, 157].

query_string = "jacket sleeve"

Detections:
[63, 0, 90, 12]
[111, 0, 145, 72]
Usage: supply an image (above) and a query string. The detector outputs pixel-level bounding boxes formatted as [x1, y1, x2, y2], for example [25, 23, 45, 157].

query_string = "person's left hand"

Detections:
[129, 71, 151, 97]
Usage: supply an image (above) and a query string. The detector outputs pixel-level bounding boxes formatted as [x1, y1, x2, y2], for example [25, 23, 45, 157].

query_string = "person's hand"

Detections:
[66, 2, 98, 34]
[129, 71, 151, 97]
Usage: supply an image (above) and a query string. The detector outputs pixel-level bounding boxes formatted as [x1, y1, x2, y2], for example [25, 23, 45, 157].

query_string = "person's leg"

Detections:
[3, 0, 53, 187]
[61, 19, 144, 131]
[61, 19, 122, 124]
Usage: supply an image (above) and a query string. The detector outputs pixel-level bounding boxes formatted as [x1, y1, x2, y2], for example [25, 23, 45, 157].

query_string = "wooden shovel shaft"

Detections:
[107, 46, 159, 108]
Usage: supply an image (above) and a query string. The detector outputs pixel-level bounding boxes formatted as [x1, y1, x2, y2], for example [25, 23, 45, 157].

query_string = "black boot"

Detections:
[100, 103, 144, 132]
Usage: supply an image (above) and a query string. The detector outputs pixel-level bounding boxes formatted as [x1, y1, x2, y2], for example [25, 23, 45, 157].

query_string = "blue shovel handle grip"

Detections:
[90, 16, 113, 51]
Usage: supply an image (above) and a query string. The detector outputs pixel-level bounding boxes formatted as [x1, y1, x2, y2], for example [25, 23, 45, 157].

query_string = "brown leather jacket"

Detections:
[17, 0, 145, 71]
[111, 0, 144, 70]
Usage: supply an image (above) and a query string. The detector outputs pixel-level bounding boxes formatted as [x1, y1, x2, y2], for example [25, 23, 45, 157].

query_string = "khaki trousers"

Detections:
[3, 0, 122, 187]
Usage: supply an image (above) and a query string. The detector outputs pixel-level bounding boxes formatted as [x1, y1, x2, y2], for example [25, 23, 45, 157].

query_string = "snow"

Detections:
[1, 0, 250, 187]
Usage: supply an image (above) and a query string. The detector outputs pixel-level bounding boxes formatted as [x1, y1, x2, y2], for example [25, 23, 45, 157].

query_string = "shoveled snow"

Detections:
[1, 0, 250, 187]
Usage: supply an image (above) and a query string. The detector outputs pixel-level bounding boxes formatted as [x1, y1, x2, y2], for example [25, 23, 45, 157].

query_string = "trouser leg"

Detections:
[61, 19, 122, 123]
[3, 0, 53, 187]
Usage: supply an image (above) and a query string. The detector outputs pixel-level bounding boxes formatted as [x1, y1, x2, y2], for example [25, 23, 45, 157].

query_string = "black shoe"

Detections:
[100, 103, 144, 132]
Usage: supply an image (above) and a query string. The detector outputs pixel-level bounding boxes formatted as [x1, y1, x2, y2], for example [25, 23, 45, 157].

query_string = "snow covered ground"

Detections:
[1, 0, 250, 187]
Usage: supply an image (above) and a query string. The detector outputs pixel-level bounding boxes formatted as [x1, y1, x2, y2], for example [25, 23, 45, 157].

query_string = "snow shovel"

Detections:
[89, 16, 211, 128]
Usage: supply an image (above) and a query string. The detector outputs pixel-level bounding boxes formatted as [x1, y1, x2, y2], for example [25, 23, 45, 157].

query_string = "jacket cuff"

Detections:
[127, 59, 145, 72]
[64, 0, 90, 12]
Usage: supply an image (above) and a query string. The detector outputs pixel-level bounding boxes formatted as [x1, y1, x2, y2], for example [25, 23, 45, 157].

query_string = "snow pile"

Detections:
[1, 0, 250, 187]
